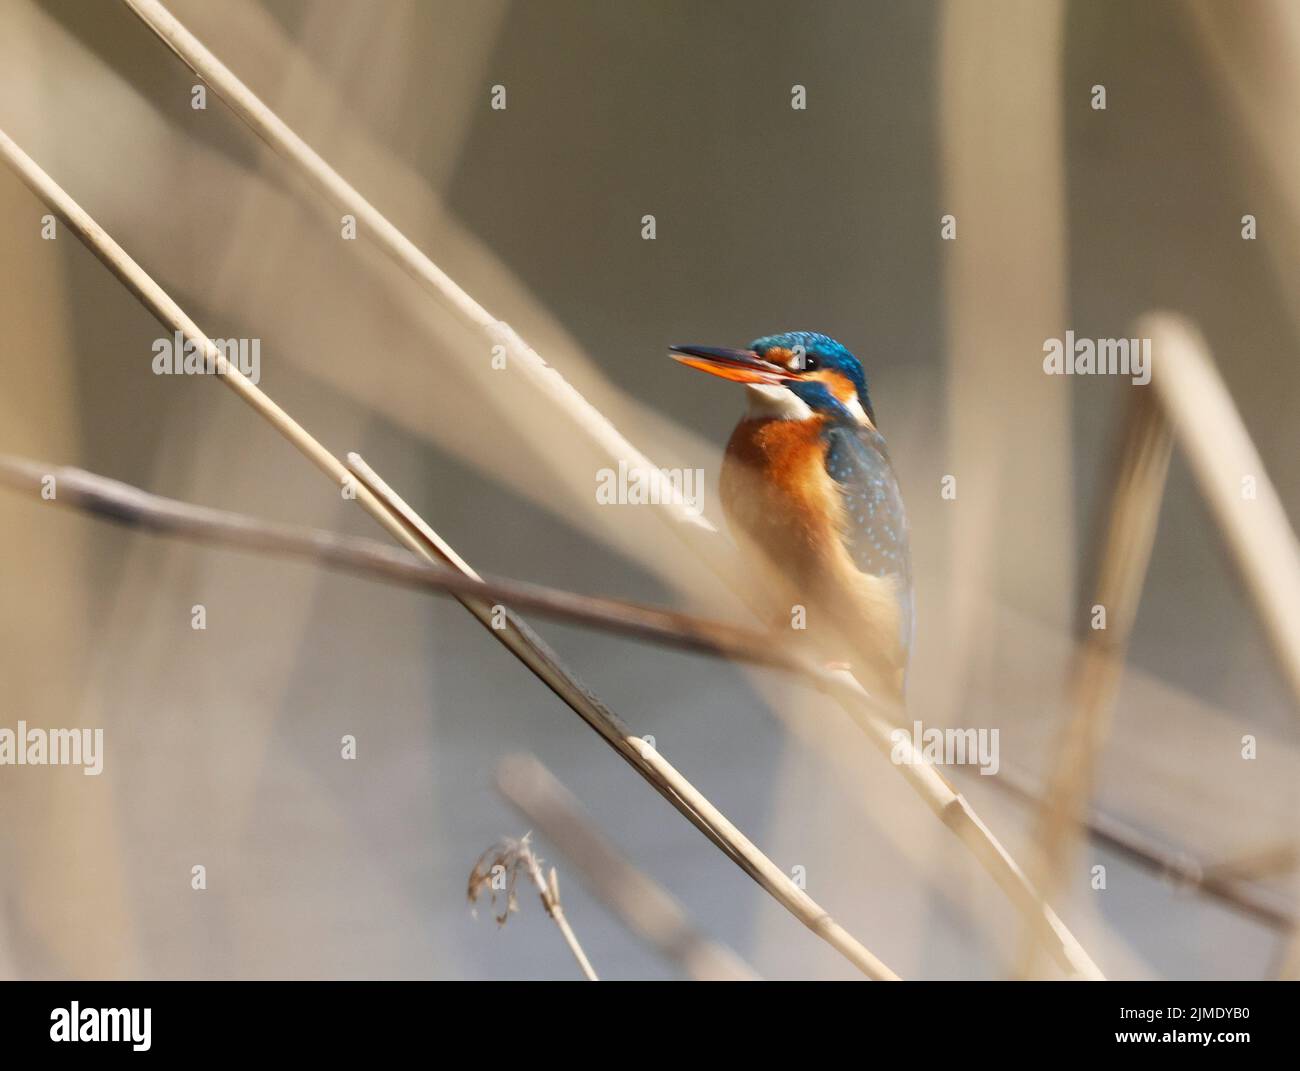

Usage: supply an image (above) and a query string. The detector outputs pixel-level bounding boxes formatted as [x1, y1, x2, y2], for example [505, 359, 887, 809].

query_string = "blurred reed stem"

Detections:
[0, 454, 801, 673]
[991, 763, 1294, 933]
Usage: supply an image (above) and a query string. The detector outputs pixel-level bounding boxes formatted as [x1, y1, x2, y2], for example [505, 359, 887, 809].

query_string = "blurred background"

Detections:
[0, 0, 1296, 980]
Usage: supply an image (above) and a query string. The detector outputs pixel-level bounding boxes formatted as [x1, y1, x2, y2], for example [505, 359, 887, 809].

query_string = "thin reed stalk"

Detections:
[521, 852, 599, 982]
[0, 455, 799, 673]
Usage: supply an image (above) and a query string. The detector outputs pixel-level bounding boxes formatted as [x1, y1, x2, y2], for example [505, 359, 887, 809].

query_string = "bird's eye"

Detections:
[798, 354, 818, 372]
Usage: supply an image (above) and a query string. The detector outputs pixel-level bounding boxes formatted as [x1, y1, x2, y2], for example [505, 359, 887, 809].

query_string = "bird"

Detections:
[669, 331, 912, 700]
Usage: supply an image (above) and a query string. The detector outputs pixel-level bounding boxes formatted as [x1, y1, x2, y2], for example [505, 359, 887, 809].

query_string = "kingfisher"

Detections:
[669, 332, 912, 700]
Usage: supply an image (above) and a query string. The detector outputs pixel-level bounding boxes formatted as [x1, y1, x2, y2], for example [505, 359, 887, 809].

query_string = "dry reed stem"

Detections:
[0, 128, 897, 982]
[114, 0, 1104, 980]
[524, 857, 599, 982]
[0, 455, 802, 673]
[1018, 389, 1173, 977]
[498, 754, 760, 981]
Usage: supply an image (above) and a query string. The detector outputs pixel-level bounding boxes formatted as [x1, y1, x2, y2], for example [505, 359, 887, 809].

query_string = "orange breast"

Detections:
[720, 415, 905, 695]
[720, 416, 844, 571]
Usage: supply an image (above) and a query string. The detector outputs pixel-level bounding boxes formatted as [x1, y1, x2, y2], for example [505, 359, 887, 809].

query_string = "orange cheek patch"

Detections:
[807, 370, 858, 405]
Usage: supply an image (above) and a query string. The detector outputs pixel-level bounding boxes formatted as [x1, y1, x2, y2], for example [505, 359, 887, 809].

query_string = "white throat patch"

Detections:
[745, 384, 813, 421]
[744, 383, 874, 427]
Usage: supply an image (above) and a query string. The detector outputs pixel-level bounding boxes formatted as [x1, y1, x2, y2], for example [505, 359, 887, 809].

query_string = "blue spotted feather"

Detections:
[822, 420, 913, 656]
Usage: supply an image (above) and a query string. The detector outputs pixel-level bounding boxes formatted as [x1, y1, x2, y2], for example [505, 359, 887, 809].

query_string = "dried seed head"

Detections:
[467, 833, 541, 926]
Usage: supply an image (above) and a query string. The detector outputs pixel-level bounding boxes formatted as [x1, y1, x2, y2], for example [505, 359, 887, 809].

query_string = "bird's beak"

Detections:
[667, 345, 793, 385]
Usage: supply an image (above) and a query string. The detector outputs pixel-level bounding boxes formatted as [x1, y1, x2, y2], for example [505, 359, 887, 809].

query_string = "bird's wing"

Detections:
[822, 422, 914, 651]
